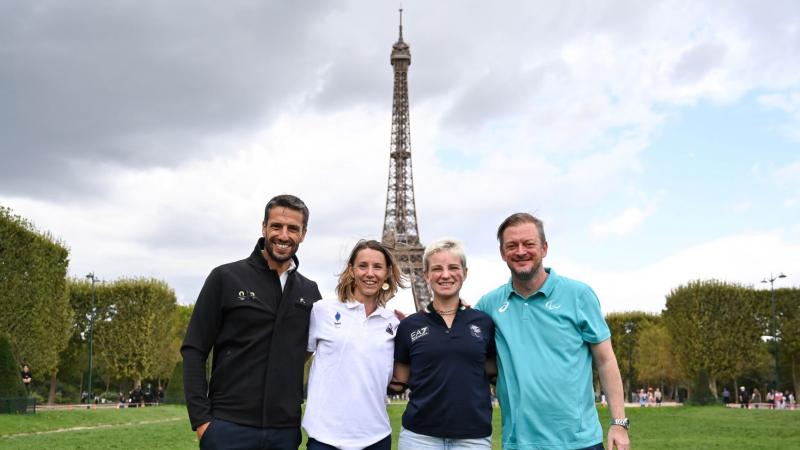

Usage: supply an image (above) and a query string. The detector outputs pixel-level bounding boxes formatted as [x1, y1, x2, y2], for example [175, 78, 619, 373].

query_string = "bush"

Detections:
[59, 383, 82, 404]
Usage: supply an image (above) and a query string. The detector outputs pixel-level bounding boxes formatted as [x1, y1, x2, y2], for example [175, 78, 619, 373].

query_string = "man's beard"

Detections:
[264, 239, 297, 263]
[510, 260, 541, 281]
[511, 268, 535, 281]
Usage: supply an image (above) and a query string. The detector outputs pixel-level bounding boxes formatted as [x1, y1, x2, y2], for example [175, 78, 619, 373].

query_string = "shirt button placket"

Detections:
[522, 301, 531, 321]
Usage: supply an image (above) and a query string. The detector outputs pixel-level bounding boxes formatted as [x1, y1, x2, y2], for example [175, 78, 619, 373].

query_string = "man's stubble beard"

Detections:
[512, 269, 535, 281]
[264, 239, 298, 264]
[510, 260, 542, 282]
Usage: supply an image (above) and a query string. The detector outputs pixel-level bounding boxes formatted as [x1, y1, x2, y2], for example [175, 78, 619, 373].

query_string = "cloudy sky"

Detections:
[2, 0, 799, 314]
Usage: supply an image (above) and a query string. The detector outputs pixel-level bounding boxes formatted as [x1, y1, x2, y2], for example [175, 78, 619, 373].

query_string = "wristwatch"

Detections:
[609, 418, 630, 430]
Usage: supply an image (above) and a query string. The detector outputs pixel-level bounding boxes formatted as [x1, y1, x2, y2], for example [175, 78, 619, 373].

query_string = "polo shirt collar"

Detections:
[425, 300, 467, 319]
[343, 299, 394, 319]
[506, 267, 557, 300]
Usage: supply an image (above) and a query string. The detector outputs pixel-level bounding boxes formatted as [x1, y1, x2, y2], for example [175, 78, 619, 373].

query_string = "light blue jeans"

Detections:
[398, 427, 492, 450]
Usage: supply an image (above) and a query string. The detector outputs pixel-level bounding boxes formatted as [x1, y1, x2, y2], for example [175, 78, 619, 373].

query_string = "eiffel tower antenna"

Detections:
[399, 7, 404, 41]
[382, 8, 431, 311]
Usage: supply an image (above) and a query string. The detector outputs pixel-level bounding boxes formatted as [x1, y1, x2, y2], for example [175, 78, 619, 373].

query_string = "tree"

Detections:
[0, 205, 73, 404]
[663, 280, 766, 399]
[152, 304, 193, 384]
[164, 361, 184, 404]
[0, 334, 25, 397]
[688, 370, 715, 405]
[773, 288, 800, 394]
[93, 278, 177, 385]
[605, 312, 660, 399]
[633, 323, 681, 393]
[62, 279, 117, 400]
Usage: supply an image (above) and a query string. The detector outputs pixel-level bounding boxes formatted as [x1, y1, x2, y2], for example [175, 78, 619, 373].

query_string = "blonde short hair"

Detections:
[423, 238, 467, 273]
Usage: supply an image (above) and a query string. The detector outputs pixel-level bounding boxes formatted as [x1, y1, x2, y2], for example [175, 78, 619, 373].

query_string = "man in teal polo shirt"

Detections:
[475, 213, 629, 450]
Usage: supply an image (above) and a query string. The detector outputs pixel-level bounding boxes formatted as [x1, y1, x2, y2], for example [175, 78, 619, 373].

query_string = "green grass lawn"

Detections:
[0, 404, 798, 449]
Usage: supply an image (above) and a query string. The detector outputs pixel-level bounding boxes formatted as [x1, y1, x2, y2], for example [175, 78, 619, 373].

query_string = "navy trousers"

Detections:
[199, 419, 301, 450]
[579, 443, 605, 450]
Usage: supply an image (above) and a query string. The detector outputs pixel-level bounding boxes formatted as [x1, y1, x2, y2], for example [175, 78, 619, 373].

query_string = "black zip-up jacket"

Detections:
[181, 238, 321, 430]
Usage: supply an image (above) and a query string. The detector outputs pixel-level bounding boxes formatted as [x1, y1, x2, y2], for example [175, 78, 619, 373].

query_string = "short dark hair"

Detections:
[497, 212, 546, 245]
[264, 194, 310, 229]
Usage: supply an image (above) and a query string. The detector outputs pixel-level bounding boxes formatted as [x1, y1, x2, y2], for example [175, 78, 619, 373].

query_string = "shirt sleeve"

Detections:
[474, 294, 490, 314]
[576, 285, 611, 343]
[307, 301, 321, 352]
[180, 268, 224, 430]
[394, 319, 412, 364]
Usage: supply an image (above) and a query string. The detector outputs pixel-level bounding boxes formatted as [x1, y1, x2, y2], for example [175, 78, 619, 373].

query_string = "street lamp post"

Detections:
[85, 273, 97, 406]
[761, 273, 786, 392]
[624, 321, 635, 403]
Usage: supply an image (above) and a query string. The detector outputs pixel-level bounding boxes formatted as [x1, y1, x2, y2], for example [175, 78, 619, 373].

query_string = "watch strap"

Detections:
[610, 418, 630, 429]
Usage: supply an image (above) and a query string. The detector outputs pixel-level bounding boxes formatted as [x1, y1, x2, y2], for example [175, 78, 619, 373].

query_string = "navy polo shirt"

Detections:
[394, 303, 495, 439]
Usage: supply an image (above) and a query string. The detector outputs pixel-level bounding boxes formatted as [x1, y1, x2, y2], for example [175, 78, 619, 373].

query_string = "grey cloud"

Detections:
[307, 46, 387, 112]
[407, 2, 659, 132]
[439, 65, 552, 131]
[672, 43, 726, 84]
[0, 0, 340, 197]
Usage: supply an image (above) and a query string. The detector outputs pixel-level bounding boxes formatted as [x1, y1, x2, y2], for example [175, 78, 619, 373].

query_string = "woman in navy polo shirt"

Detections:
[303, 240, 404, 450]
[392, 238, 496, 449]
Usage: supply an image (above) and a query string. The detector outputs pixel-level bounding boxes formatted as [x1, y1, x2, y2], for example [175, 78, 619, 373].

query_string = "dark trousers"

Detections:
[578, 444, 605, 450]
[200, 419, 301, 450]
[306, 435, 391, 450]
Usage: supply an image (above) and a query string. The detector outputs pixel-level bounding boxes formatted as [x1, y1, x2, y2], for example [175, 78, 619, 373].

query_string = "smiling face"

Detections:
[424, 249, 467, 301]
[500, 222, 548, 282]
[261, 206, 306, 268]
[349, 248, 389, 304]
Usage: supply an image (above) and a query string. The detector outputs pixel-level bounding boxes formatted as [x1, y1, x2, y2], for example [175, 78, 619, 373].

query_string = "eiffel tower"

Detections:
[381, 9, 431, 312]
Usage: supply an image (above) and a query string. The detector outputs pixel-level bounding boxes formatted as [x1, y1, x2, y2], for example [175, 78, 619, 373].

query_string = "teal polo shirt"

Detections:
[475, 268, 610, 449]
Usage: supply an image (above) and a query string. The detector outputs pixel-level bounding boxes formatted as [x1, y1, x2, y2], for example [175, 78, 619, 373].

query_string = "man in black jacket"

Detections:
[182, 194, 322, 449]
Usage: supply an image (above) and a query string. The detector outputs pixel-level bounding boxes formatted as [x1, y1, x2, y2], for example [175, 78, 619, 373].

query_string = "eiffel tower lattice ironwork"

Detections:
[381, 9, 431, 312]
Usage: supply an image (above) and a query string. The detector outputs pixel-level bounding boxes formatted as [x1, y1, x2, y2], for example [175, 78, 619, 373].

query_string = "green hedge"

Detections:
[0, 205, 73, 381]
[0, 334, 25, 397]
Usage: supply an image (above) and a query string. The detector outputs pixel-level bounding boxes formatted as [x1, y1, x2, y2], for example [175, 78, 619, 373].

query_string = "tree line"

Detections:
[1, 204, 191, 404]
[607, 280, 800, 403]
